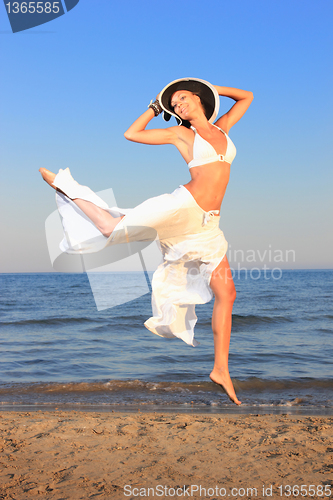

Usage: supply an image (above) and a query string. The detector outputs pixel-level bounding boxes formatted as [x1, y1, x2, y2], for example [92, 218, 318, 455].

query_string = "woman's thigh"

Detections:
[210, 255, 236, 301]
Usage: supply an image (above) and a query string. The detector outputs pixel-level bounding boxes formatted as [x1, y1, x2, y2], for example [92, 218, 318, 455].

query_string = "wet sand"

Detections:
[0, 410, 332, 499]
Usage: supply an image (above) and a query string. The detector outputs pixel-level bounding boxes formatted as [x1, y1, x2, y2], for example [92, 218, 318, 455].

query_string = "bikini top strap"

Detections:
[212, 124, 227, 136]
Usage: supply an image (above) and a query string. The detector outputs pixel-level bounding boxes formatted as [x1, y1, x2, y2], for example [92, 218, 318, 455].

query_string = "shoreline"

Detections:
[0, 410, 332, 499]
[1, 403, 333, 417]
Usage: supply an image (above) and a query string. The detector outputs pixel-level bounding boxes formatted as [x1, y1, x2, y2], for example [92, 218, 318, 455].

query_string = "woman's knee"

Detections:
[98, 215, 124, 238]
[228, 285, 237, 303]
[210, 276, 236, 303]
[221, 284, 236, 304]
[210, 256, 236, 302]
[96, 217, 113, 238]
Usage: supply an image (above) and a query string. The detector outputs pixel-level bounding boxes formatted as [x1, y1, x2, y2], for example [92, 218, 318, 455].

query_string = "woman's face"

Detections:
[170, 90, 202, 120]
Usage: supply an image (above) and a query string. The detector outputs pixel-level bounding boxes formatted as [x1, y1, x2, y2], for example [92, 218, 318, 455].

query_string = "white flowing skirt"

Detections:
[53, 168, 228, 346]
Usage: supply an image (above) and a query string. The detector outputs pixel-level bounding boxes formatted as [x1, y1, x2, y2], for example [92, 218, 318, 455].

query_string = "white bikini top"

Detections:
[188, 124, 237, 169]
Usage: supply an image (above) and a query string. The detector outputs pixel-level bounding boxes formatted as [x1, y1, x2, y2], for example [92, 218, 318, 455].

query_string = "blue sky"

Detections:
[0, 0, 332, 272]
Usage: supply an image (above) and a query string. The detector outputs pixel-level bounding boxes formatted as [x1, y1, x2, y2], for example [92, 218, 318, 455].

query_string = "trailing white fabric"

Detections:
[53, 168, 228, 347]
[53, 168, 109, 209]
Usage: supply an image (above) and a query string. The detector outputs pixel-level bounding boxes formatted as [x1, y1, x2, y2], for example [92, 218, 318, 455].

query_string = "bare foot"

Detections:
[39, 168, 57, 189]
[210, 368, 241, 405]
[39, 168, 68, 197]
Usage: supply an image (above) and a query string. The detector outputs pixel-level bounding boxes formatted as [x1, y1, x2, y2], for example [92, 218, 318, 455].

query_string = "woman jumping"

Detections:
[40, 78, 253, 405]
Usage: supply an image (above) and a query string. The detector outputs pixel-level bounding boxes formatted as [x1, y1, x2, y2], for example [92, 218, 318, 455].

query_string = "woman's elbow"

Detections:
[124, 130, 138, 142]
[124, 130, 133, 141]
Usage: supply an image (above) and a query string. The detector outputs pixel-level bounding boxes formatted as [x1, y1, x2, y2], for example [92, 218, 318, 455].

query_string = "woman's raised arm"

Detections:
[124, 107, 179, 146]
[213, 86, 253, 133]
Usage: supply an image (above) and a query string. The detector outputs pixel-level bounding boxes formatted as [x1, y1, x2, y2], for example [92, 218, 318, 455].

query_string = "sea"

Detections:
[0, 270, 332, 415]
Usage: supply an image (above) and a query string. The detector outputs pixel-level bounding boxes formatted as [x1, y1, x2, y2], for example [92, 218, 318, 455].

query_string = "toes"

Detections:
[210, 374, 241, 405]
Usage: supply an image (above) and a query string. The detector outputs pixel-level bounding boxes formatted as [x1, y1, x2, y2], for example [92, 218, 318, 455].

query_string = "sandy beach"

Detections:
[0, 411, 332, 499]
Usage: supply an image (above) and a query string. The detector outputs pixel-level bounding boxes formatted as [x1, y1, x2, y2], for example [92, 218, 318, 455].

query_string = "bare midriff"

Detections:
[183, 161, 231, 212]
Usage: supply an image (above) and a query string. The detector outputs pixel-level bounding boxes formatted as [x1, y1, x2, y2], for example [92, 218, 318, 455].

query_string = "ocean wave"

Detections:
[0, 378, 332, 411]
[1, 377, 332, 396]
[199, 314, 294, 327]
[0, 317, 100, 327]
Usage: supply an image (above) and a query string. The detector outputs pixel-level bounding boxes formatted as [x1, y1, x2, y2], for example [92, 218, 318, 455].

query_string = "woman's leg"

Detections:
[39, 168, 122, 237]
[209, 255, 241, 405]
[71, 199, 123, 237]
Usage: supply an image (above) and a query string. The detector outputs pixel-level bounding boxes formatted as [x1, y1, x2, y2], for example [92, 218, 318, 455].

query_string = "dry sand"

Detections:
[0, 410, 332, 499]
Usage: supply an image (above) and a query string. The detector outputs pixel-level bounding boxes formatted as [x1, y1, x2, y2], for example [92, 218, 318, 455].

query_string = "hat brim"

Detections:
[158, 78, 220, 126]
